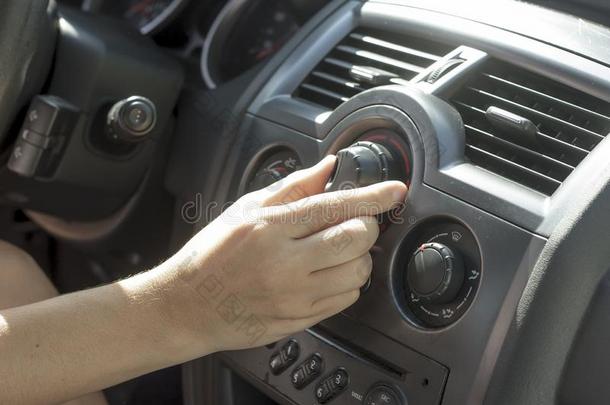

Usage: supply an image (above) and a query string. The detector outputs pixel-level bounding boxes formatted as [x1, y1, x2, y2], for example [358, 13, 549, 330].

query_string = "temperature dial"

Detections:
[326, 140, 408, 192]
[407, 243, 464, 304]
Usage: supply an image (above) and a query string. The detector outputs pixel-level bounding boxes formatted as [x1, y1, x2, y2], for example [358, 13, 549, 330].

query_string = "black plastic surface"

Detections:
[483, 166, 610, 405]
[558, 272, 610, 405]
[222, 322, 447, 405]
[0, 6, 184, 221]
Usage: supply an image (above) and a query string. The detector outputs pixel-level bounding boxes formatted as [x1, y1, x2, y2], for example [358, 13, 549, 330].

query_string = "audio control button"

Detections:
[291, 354, 323, 389]
[269, 340, 300, 375]
[315, 368, 349, 403]
[364, 384, 403, 405]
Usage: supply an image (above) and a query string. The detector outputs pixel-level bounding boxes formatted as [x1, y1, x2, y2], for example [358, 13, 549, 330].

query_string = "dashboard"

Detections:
[21, 0, 610, 404]
[167, 1, 610, 405]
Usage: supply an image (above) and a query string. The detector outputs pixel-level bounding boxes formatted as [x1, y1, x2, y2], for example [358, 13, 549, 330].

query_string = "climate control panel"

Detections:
[399, 220, 482, 328]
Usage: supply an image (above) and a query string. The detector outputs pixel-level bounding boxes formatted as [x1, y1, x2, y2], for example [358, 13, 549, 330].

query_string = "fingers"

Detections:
[306, 253, 372, 301]
[275, 290, 361, 334]
[278, 181, 406, 239]
[310, 289, 360, 318]
[254, 156, 337, 206]
[295, 217, 379, 271]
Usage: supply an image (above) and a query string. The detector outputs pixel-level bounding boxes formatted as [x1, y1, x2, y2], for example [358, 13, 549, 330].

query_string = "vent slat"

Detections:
[348, 33, 442, 63]
[335, 45, 424, 75]
[466, 145, 562, 195]
[467, 86, 605, 148]
[451, 60, 610, 195]
[310, 71, 367, 92]
[482, 73, 610, 124]
[295, 29, 454, 110]
[323, 57, 355, 71]
[454, 101, 590, 161]
[300, 84, 348, 102]
[299, 84, 349, 109]
[465, 125, 573, 181]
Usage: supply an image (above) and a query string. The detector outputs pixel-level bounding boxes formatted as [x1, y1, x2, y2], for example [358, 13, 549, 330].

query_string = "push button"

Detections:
[268, 340, 300, 375]
[332, 369, 349, 390]
[291, 354, 323, 389]
[20, 129, 54, 149]
[269, 354, 284, 374]
[315, 382, 332, 403]
[7, 95, 78, 178]
[315, 368, 350, 403]
[291, 367, 307, 388]
[364, 385, 403, 405]
[24, 95, 78, 137]
[7, 142, 45, 178]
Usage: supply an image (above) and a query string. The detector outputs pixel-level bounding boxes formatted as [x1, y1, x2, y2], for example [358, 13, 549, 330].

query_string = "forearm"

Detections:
[0, 265, 209, 405]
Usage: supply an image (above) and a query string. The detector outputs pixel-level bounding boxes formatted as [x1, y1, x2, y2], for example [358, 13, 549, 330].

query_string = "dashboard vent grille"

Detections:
[451, 60, 610, 195]
[296, 30, 453, 109]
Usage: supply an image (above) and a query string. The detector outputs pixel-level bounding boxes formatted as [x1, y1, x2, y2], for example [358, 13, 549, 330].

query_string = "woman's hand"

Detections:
[166, 156, 407, 353]
[0, 156, 407, 404]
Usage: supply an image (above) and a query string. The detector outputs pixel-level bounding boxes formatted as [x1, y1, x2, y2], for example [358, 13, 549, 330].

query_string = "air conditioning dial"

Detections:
[407, 243, 465, 304]
[400, 221, 482, 328]
[325, 130, 411, 192]
[325, 141, 395, 192]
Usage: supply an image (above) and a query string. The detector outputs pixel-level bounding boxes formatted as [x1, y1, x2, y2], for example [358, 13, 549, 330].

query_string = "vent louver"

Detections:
[451, 60, 610, 195]
[295, 30, 454, 110]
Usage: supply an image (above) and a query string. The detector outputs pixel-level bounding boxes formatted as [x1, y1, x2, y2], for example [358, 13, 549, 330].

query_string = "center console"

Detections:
[179, 1, 610, 404]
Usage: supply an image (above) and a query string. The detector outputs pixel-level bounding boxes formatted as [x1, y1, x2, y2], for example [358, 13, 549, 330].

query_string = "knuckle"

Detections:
[320, 193, 346, 219]
[232, 218, 259, 239]
[364, 220, 380, 246]
[354, 254, 373, 285]
[346, 290, 361, 306]
[321, 224, 354, 254]
[348, 219, 379, 254]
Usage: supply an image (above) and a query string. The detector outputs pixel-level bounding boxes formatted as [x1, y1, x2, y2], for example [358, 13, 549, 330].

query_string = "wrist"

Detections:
[120, 262, 219, 363]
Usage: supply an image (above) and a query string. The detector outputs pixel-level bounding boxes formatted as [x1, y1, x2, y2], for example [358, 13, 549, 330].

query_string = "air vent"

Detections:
[295, 29, 454, 110]
[451, 60, 610, 195]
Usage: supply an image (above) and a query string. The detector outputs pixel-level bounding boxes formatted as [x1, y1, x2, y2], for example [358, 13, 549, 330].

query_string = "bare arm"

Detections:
[0, 156, 407, 404]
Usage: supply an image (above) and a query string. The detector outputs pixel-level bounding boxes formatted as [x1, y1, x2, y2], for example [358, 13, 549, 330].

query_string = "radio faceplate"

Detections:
[222, 316, 448, 405]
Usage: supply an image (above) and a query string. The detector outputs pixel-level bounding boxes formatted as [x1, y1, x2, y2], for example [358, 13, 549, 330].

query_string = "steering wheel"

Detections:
[0, 0, 56, 143]
[0, 0, 182, 223]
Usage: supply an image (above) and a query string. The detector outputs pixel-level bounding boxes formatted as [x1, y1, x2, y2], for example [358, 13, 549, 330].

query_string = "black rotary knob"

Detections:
[107, 96, 157, 143]
[325, 141, 401, 192]
[406, 243, 465, 304]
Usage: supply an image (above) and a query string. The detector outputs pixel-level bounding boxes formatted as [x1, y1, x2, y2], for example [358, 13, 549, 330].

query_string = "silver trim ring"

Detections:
[201, 0, 250, 89]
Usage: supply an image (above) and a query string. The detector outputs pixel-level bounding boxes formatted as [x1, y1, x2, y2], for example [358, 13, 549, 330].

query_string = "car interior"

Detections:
[2, 0, 610, 404]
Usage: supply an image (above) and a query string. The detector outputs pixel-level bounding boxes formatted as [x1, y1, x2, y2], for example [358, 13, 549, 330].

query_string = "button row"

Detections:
[268, 340, 403, 404]
[8, 95, 78, 178]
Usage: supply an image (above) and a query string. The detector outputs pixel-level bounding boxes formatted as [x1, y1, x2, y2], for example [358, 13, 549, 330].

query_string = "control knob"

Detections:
[107, 96, 157, 143]
[406, 243, 465, 304]
[325, 141, 404, 192]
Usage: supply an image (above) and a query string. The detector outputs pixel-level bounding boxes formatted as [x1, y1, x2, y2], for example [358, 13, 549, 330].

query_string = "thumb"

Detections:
[259, 155, 337, 206]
